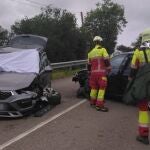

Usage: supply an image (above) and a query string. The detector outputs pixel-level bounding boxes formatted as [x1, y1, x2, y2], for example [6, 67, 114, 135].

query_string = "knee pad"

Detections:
[99, 77, 107, 89]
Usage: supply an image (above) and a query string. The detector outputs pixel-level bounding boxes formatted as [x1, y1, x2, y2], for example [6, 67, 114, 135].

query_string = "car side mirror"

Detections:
[40, 65, 52, 74]
[44, 65, 52, 72]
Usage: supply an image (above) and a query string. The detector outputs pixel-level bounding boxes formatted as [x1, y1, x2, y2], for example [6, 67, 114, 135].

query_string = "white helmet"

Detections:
[93, 36, 103, 42]
[140, 41, 150, 49]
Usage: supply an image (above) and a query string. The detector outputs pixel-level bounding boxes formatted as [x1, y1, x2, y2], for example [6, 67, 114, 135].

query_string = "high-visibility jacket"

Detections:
[88, 45, 109, 75]
[131, 48, 150, 68]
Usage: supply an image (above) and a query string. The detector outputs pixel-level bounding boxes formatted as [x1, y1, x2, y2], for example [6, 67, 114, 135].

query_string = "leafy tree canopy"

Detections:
[11, 6, 87, 62]
[0, 26, 8, 46]
[117, 44, 133, 52]
[83, 0, 127, 54]
[131, 35, 142, 49]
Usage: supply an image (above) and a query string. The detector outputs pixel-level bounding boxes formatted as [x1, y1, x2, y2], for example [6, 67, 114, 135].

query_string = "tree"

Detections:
[131, 35, 142, 49]
[0, 26, 8, 46]
[11, 6, 87, 62]
[83, 0, 127, 54]
[117, 45, 133, 52]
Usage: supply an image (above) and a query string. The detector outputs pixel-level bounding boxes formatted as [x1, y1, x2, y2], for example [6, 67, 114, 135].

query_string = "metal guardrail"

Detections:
[51, 59, 87, 69]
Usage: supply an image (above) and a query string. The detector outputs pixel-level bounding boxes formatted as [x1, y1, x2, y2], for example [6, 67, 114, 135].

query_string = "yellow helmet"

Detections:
[93, 36, 103, 42]
[140, 28, 150, 43]
[140, 28, 150, 48]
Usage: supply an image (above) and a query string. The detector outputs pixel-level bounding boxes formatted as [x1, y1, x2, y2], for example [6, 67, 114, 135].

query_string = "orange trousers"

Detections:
[89, 73, 107, 107]
[138, 100, 149, 137]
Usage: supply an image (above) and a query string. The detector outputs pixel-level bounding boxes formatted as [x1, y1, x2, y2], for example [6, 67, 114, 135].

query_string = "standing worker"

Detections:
[88, 36, 111, 112]
[129, 29, 150, 145]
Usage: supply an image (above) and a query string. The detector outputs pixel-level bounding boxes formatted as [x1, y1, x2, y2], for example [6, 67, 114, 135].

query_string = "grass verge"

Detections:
[51, 68, 81, 80]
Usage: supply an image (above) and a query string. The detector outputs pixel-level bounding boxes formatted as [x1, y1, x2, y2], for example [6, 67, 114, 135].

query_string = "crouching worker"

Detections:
[88, 36, 111, 112]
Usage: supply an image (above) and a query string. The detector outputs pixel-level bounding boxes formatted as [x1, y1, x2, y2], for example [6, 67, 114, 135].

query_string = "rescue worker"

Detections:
[129, 40, 150, 145]
[88, 36, 111, 112]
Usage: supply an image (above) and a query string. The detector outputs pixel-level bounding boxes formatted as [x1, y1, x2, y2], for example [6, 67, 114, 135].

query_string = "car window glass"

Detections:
[111, 54, 126, 68]
[123, 54, 133, 75]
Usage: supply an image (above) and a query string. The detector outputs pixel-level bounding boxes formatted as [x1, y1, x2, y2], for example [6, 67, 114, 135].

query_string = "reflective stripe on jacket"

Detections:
[88, 45, 109, 74]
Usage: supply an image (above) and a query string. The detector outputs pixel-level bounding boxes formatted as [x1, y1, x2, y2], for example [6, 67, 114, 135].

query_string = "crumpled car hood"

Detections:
[0, 72, 36, 90]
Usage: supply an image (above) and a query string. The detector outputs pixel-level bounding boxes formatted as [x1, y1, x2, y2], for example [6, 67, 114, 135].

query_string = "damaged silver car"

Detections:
[0, 34, 61, 118]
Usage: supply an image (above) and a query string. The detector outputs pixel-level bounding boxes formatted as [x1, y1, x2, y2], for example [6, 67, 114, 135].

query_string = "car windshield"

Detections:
[0, 49, 39, 73]
[111, 54, 127, 68]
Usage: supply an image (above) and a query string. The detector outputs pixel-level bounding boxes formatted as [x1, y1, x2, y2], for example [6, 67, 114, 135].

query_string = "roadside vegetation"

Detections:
[0, 0, 129, 63]
[51, 68, 81, 80]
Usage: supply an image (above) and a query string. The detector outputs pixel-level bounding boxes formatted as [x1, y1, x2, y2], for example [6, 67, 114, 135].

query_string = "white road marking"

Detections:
[0, 99, 87, 150]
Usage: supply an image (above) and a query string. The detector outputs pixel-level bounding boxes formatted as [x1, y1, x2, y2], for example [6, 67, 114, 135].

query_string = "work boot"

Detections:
[95, 106, 109, 112]
[136, 135, 149, 145]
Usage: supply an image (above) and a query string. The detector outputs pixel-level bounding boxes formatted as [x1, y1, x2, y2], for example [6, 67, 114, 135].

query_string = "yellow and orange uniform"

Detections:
[130, 48, 150, 137]
[88, 44, 111, 107]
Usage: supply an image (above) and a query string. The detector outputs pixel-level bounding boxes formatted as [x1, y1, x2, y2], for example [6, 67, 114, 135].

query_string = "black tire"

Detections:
[77, 88, 85, 98]
[84, 79, 90, 99]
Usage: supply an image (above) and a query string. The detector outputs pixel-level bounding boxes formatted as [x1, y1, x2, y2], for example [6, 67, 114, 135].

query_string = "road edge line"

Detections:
[0, 99, 87, 150]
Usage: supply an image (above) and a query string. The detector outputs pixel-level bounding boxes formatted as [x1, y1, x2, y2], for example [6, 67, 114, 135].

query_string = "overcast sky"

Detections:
[0, 0, 150, 46]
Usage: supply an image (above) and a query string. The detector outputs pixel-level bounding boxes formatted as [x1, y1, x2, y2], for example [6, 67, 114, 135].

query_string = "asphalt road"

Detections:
[0, 77, 149, 150]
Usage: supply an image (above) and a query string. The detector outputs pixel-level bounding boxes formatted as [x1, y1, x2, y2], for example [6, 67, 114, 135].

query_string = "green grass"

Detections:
[51, 68, 81, 80]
